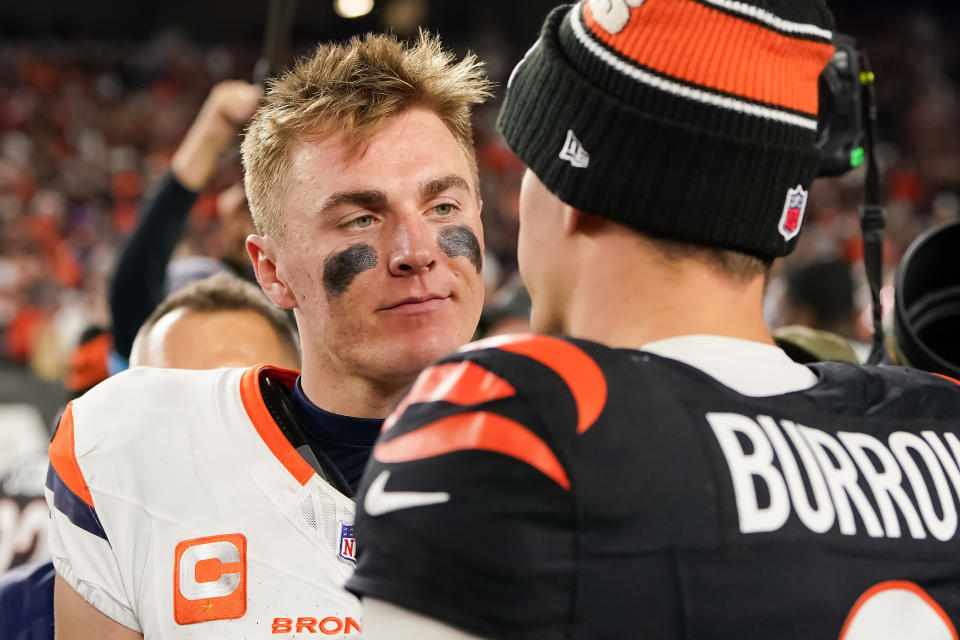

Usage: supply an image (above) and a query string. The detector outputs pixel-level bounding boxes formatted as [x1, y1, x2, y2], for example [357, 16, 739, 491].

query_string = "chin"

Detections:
[407, 330, 466, 364]
[374, 328, 468, 382]
[366, 302, 481, 377]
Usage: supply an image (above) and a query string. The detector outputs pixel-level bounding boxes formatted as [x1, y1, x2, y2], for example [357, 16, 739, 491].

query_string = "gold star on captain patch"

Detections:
[203, 603, 213, 612]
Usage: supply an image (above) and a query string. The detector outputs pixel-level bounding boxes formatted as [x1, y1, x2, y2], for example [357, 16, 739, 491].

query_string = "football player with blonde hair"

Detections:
[47, 31, 490, 640]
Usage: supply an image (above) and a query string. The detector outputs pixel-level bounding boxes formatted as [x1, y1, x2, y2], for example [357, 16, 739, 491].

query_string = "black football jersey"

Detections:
[347, 334, 960, 639]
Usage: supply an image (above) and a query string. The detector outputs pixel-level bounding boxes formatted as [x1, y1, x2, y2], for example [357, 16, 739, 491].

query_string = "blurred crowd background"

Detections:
[0, 0, 958, 426]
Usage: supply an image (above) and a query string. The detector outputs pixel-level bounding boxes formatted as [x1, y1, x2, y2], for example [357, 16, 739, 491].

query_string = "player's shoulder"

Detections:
[808, 361, 960, 419]
[66, 366, 248, 452]
[434, 332, 614, 392]
[78, 364, 240, 410]
[385, 333, 616, 439]
[452, 331, 609, 358]
[870, 364, 960, 393]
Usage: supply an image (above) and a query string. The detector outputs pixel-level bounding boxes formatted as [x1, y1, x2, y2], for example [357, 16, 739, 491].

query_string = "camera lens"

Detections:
[893, 221, 960, 377]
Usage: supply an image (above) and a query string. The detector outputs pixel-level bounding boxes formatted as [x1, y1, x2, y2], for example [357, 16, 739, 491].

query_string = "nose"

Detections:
[387, 215, 438, 277]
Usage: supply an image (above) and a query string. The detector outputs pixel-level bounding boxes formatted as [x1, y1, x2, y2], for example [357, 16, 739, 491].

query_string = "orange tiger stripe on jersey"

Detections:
[466, 334, 607, 434]
[383, 361, 516, 432]
[48, 402, 95, 508]
[582, 0, 834, 115]
[934, 373, 960, 388]
[375, 412, 571, 489]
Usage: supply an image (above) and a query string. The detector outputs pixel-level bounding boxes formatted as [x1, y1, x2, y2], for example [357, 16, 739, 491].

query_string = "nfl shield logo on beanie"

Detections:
[779, 185, 809, 241]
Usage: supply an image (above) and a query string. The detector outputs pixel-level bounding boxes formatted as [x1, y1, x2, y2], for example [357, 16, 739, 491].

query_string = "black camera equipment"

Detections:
[818, 35, 866, 178]
[816, 33, 886, 365]
[892, 221, 960, 378]
[253, 0, 300, 86]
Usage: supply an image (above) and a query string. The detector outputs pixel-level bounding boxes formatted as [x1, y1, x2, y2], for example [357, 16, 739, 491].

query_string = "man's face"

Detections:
[518, 168, 567, 334]
[132, 308, 299, 370]
[261, 108, 484, 385]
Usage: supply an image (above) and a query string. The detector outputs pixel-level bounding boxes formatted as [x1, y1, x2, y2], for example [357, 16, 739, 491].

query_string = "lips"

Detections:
[379, 294, 450, 313]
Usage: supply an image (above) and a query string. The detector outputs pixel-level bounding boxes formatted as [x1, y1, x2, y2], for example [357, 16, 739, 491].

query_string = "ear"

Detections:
[246, 235, 298, 309]
[562, 206, 606, 236]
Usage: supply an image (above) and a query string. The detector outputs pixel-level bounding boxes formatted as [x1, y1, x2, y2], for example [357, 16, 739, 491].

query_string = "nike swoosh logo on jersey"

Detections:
[363, 470, 450, 516]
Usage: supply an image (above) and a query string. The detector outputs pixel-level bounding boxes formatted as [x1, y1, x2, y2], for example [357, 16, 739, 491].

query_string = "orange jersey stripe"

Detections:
[466, 334, 607, 434]
[582, 0, 834, 115]
[375, 412, 571, 490]
[383, 361, 516, 432]
[48, 402, 95, 508]
[239, 365, 314, 486]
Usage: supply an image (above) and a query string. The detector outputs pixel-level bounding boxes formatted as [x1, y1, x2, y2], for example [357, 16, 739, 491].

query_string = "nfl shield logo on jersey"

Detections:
[778, 184, 809, 241]
[338, 522, 356, 565]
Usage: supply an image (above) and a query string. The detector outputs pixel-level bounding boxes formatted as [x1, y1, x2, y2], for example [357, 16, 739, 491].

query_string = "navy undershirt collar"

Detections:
[290, 376, 382, 492]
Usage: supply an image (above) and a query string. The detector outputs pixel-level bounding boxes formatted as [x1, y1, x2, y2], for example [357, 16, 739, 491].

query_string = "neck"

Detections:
[555, 235, 774, 350]
[297, 352, 408, 419]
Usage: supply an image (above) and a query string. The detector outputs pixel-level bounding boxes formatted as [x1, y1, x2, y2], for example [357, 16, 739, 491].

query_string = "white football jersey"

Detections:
[45, 365, 362, 638]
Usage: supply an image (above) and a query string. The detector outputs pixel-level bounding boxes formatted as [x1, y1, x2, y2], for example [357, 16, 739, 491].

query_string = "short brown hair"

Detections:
[643, 232, 772, 282]
[135, 273, 300, 365]
[242, 31, 492, 238]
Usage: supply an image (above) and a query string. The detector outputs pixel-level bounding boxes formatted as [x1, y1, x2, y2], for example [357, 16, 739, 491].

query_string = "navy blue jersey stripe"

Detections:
[45, 465, 109, 543]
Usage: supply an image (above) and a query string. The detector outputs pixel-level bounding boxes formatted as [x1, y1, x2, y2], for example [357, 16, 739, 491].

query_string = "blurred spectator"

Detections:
[108, 80, 261, 365]
[0, 326, 114, 591]
[779, 259, 858, 340]
[63, 327, 111, 399]
[1, 7, 960, 397]
[129, 272, 299, 371]
[478, 272, 531, 338]
[0, 560, 55, 640]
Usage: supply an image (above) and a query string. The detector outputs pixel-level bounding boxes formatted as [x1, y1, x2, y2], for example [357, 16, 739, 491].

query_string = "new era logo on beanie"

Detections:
[590, 0, 646, 34]
[559, 130, 590, 168]
[497, 0, 836, 259]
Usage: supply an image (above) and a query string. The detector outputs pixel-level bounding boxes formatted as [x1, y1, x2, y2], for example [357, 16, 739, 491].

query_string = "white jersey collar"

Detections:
[640, 334, 818, 397]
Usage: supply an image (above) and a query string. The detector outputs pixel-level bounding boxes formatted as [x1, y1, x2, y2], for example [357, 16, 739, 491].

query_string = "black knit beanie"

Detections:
[497, 0, 836, 258]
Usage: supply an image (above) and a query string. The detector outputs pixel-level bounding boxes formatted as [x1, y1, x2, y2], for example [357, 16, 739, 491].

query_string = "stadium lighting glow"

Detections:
[334, 0, 374, 18]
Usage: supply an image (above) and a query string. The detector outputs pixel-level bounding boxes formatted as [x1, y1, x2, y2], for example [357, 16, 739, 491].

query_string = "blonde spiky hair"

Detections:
[241, 30, 492, 238]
